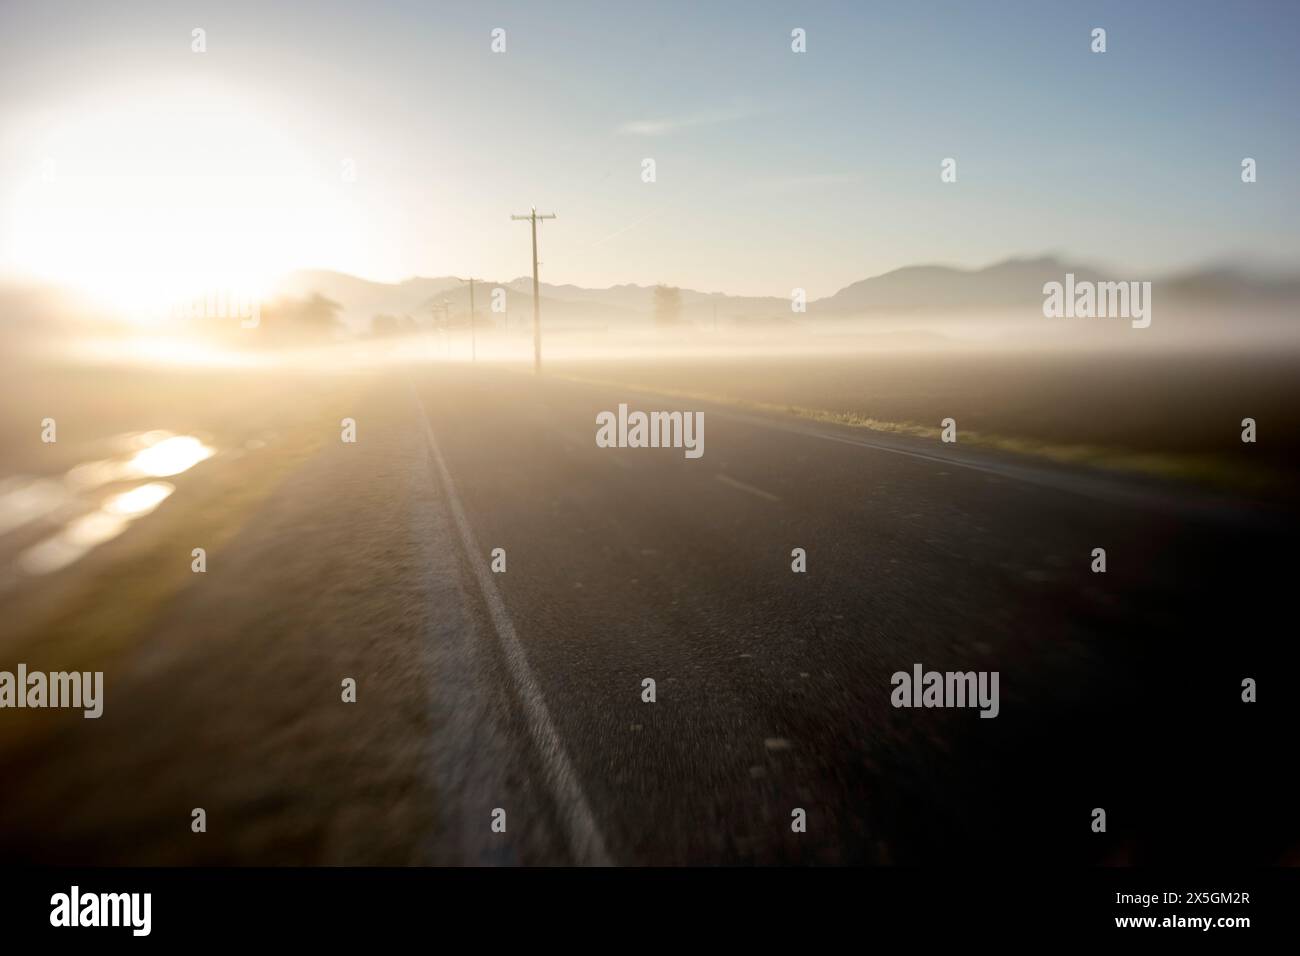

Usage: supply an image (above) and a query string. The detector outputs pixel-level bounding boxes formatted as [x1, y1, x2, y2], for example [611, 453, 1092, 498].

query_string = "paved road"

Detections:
[1, 365, 1294, 864]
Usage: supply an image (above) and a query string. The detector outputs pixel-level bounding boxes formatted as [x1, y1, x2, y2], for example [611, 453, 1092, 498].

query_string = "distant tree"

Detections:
[256, 293, 343, 344]
[291, 294, 343, 334]
[653, 285, 683, 326]
[371, 313, 401, 337]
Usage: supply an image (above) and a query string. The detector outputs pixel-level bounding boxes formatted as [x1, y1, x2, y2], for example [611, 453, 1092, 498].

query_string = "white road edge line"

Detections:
[715, 473, 781, 502]
[412, 386, 613, 866]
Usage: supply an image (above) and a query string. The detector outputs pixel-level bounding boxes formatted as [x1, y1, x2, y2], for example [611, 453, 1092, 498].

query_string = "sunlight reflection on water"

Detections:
[17, 482, 175, 575]
[127, 435, 214, 477]
[6, 431, 214, 577]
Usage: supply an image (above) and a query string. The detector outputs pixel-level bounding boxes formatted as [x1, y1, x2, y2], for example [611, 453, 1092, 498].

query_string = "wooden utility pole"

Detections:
[510, 207, 556, 373]
[460, 277, 480, 362]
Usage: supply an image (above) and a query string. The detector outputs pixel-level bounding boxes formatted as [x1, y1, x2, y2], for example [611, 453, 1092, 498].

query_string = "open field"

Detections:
[549, 347, 1300, 499]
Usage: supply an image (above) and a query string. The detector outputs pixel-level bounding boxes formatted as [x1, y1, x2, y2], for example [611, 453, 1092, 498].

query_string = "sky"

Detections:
[1, 0, 1297, 309]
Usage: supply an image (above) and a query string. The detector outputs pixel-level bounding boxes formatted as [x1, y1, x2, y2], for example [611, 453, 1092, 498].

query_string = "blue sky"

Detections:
[1, 0, 1297, 300]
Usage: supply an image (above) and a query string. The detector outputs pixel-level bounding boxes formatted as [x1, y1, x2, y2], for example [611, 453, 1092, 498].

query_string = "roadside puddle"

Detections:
[2, 432, 215, 577]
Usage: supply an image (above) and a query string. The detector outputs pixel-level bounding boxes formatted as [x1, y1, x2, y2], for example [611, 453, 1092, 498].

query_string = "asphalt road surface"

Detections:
[1, 365, 1294, 865]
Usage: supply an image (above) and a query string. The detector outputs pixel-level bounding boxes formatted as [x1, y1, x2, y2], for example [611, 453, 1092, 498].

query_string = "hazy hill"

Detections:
[1160, 265, 1300, 304]
[0, 281, 116, 338]
[522, 279, 787, 319]
[277, 270, 464, 328]
[276, 257, 1300, 331]
[812, 257, 1106, 314]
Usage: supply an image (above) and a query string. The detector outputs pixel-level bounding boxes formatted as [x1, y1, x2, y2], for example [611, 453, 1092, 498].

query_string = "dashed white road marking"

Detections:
[715, 473, 781, 502]
[412, 385, 613, 866]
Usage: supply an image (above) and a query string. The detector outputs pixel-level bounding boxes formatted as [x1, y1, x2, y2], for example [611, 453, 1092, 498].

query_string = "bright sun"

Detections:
[6, 80, 353, 322]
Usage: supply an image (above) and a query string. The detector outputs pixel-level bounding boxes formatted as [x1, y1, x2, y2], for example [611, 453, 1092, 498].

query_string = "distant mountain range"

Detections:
[278, 256, 1300, 331]
[5, 256, 1295, 342]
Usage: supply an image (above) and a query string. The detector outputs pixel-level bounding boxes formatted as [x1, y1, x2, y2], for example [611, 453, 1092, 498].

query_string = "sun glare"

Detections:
[5, 81, 351, 322]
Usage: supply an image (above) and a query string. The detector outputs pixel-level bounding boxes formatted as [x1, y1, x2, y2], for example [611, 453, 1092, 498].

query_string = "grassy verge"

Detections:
[0, 368, 368, 748]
